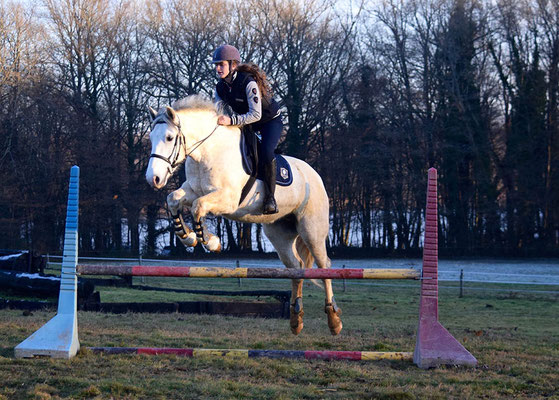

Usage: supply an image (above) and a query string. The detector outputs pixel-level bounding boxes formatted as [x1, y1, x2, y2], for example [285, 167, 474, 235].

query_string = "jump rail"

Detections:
[14, 166, 477, 368]
[89, 347, 413, 361]
[76, 265, 420, 280]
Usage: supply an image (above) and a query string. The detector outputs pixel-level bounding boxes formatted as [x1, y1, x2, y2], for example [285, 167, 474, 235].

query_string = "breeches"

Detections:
[256, 117, 283, 165]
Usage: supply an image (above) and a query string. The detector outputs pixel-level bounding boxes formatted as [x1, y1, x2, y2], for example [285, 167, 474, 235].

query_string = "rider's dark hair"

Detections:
[236, 62, 273, 98]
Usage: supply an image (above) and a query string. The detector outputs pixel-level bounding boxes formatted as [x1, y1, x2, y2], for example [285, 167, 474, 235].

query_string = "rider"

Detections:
[212, 44, 282, 215]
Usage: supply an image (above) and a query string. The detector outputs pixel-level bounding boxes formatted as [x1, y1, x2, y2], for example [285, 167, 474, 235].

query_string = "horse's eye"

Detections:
[166, 135, 173, 142]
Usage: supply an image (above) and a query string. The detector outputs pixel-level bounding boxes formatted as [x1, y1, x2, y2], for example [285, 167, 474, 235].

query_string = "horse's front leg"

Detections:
[167, 187, 198, 248]
[191, 189, 238, 252]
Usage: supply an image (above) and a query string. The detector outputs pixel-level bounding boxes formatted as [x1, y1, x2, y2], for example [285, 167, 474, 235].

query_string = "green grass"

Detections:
[1, 279, 558, 399]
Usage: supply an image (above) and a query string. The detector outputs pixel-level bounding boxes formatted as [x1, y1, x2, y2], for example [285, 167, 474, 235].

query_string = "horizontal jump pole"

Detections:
[88, 347, 413, 361]
[76, 265, 420, 280]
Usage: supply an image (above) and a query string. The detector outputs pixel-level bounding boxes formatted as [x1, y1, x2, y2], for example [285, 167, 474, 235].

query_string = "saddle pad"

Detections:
[240, 130, 293, 186]
[274, 155, 293, 186]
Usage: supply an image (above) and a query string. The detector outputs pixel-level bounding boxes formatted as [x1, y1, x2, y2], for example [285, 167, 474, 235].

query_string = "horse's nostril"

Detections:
[153, 176, 160, 186]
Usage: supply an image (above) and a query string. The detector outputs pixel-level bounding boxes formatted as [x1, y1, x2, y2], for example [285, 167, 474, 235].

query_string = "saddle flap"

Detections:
[239, 128, 292, 186]
[240, 127, 255, 176]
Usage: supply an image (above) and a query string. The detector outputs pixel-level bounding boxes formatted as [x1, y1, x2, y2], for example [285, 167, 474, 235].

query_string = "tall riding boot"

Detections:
[263, 158, 279, 214]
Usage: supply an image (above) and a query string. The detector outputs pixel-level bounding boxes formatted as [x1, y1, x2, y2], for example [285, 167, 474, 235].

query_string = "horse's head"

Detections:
[145, 106, 186, 189]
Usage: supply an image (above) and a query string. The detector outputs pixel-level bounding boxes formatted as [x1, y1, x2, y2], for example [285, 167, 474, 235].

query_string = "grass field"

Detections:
[1, 277, 558, 399]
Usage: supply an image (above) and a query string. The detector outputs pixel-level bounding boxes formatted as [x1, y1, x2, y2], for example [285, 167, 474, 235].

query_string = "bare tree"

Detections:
[533, 0, 559, 248]
[248, 0, 359, 160]
[143, 0, 225, 102]
[0, 1, 45, 165]
[101, 1, 160, 254]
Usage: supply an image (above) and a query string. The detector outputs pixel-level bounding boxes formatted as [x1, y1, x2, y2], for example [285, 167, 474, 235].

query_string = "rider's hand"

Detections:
[217, 116, 232, 126]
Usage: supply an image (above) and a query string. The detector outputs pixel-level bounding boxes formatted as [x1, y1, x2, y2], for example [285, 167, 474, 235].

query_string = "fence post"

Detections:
[459, 269, 463, 298]
[343, 264, 346, 292]
[237, 260, 242, 287]
[140, 255, 145, 284]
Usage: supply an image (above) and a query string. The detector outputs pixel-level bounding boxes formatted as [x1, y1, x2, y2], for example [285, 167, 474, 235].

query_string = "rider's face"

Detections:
[215, 61, 230, 79]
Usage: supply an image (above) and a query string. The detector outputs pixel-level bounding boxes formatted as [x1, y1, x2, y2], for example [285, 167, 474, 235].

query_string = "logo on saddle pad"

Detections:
[280, 167, 289, 180]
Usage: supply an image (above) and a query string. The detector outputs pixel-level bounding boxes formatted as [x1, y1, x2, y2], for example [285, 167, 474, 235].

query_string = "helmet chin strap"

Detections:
[225, 60, 235, 82]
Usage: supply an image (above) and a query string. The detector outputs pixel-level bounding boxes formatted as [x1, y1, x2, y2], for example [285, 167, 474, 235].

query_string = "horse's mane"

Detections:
[172, 95, 216, 113]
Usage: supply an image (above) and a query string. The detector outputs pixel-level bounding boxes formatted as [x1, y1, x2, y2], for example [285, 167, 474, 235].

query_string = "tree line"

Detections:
[1, 0, 558, 257]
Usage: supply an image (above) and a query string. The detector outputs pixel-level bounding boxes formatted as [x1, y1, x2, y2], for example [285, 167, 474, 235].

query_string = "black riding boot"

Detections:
[263, 158, 279, 214]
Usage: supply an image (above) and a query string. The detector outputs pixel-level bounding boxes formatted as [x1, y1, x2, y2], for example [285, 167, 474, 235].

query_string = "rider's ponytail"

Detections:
[236, 62, 273, 99]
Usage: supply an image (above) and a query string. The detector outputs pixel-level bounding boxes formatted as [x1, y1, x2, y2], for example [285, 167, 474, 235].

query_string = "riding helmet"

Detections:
[212, 44, 241, 64]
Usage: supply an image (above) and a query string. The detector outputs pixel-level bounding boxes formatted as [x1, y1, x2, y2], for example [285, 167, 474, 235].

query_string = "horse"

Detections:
[145, 95, 342, 336]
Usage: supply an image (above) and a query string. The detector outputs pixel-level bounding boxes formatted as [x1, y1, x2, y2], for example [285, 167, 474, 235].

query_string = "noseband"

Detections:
[149, 116, 186, 170]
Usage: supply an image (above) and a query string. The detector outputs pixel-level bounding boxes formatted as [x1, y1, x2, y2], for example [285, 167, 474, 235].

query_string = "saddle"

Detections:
[239, 126, 293, 205]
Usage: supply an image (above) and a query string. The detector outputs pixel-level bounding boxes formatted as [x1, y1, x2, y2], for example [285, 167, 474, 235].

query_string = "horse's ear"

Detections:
[165, 106, 178, 124]
[148, 106, 158, 121]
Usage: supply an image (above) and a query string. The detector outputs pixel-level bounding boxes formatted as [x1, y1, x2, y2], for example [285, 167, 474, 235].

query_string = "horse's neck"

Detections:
[188, 120, 241, 165]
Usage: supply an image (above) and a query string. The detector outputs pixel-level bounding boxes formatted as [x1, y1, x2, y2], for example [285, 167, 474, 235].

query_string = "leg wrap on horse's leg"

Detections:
[192, 218, 221, 252]
[325, 297, 343, 336]
[193, 219, 209, 243]
[172, 213, 197, 247]
[289, 297, 304, 335]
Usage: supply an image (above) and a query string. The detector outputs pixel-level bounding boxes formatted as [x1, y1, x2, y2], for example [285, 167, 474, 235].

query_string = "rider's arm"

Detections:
[230, 81, 262, 126]
[214, 89, 230, 115]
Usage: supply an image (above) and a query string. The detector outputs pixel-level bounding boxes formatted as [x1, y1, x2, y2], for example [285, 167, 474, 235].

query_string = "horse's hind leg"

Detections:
[263, 221, 305, 335]
[297, 216, 343, 336]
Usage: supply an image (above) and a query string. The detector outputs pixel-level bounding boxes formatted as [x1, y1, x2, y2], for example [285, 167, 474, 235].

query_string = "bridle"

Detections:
[149, 116, 186, 170]
[149, 113, 220, 171]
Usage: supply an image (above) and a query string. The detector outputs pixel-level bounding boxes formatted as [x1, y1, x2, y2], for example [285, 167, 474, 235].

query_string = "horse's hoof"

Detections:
[205, 235, 222, 253]
[325, 304, 343, 336]
[178, 231, 198, 247]
[289, 307, 304, 335]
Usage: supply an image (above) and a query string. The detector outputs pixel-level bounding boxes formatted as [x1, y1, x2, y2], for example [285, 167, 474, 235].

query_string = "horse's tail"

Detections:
[296, 236, 314, 269]
[295, 236, 324, 289]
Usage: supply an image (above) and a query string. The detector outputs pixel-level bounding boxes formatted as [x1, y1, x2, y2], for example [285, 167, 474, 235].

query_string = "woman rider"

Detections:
[212, 44, 282, 215]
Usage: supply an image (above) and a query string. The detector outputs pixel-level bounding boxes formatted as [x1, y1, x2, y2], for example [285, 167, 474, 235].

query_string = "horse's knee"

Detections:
[167, 191, 183, 212]
[290, 297, 304, 335]
[325, 298, 343, 336]
[191, 200, 206, 222]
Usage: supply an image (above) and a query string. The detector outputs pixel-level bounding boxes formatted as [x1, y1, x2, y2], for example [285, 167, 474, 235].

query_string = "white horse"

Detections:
[145, 95, 342, 336]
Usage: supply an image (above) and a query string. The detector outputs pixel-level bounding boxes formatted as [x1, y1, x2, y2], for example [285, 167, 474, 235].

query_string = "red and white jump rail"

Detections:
[14, 167, 477, 368]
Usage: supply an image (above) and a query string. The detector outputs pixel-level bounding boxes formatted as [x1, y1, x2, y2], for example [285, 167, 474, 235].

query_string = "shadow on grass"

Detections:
[0, 347, 14, 358]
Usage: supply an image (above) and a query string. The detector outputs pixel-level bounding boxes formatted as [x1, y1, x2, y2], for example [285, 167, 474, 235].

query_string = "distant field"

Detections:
[1, 279, 558, 399]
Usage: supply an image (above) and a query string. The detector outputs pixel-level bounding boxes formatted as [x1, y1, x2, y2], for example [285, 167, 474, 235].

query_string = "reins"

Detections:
[149, 114, 219, 170]
[184, 124, 219, 158]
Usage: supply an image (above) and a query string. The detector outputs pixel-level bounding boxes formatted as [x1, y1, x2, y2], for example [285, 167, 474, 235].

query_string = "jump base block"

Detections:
[14, 314, 79, 359]
[414, 317, 477, 368]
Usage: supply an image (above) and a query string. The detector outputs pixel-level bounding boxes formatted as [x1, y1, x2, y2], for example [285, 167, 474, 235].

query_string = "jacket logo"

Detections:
[235, 98, 244, 102]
